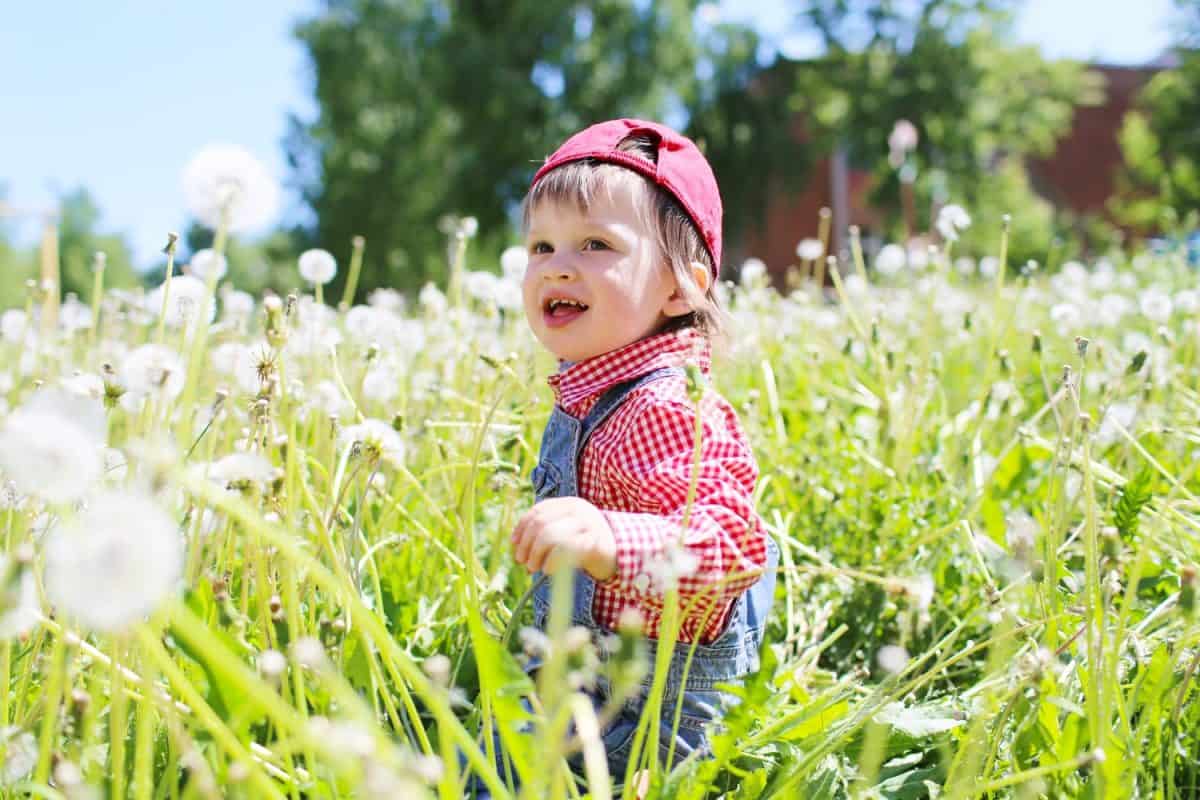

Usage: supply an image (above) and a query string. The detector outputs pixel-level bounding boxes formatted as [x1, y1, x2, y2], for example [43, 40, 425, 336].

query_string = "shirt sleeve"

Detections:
[596, 391, 767, 638]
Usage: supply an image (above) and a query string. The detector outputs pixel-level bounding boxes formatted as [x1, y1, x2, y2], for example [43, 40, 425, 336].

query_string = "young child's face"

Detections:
[523, 180, 683, 363]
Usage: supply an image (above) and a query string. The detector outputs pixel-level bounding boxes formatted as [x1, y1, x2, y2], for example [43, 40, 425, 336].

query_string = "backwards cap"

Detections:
[531, 118, 723, 275]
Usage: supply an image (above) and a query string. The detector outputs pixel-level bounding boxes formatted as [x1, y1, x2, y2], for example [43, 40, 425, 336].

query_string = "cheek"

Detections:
[521, 273, 540, 315]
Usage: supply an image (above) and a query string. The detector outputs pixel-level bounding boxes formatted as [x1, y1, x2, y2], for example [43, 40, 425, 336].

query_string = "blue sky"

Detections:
[0, 0, 1177, 269]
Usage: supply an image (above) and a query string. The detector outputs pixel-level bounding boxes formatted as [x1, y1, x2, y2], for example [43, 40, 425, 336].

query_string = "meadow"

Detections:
[0, 212, 1197, 799]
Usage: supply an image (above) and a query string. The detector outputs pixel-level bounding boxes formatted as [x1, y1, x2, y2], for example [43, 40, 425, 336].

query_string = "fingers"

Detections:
[526, 530, 556, 574]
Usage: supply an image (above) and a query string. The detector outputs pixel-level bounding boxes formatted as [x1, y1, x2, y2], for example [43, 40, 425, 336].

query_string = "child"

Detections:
[482, 119, 778, 795]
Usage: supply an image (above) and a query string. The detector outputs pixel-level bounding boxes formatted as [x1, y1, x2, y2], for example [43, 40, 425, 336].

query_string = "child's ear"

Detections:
[663, 260, 711, 318]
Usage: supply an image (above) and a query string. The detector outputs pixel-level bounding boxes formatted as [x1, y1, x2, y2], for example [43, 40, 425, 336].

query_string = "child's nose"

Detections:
[541, 253, 576, 281]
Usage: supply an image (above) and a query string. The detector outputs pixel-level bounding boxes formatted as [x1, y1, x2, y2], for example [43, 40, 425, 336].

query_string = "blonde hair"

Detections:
[522, 133, 726, 337]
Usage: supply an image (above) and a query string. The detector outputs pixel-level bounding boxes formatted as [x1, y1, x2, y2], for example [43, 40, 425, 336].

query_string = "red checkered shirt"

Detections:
[545, 328, 768, 643]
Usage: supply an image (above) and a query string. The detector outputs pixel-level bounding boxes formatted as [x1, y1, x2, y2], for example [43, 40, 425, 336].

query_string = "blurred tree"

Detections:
[48, 188, 139, 303]
[288, 0, 707, 297]
[178, 222, 304, 297]
[0, 213, 34, 311]
[1112, 0, 1200, 234]
[693, 0, 1100, 265]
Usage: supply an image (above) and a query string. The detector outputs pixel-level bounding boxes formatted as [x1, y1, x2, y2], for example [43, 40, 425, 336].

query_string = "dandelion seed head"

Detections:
[58, 296, 94, 333]
[464, 270, 499, 304]
[739, 258, 767, 285]
[258, 649, 287, 679]
[361, 364, 400, 404]
[796, 238, 824, 261]
[202, 453, 277, 490]
[0, 389, 105, 504]
[182, 144, 280, 233]
[121, 344, 185, 400]
[0, 558, 39, 641]
[500, 245, 529, 280]
[0, 727, 37, 785]
[1139, 287, 1173, 323]
[367, 288, 405, 312]
[338, 419, 405, 468]
[220, 288, 255, 320]
[935, 204, 972, 242]
[44, 490, 182, 632]
[419, 283, 448, 314]
[298, 249, 338, 285]
[875, 244, 907, 276]
[145, 275, 216, 329]
[188, 249, 228, 282]
[0, 310, 28, 344]
[877, 645, 910, 675]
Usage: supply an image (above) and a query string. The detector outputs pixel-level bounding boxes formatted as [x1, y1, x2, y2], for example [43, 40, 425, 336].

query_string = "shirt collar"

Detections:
[547, 327, 712, 414]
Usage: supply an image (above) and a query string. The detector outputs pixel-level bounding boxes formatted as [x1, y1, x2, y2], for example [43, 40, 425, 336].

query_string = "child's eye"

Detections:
[529, 241, 552, 255]
[583, 238, 610, 251]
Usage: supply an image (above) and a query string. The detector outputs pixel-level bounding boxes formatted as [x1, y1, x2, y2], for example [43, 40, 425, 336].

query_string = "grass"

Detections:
[0, 221, 1197, 799]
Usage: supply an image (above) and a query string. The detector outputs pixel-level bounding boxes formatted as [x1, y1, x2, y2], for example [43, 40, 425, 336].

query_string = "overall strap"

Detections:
[577, 366, 683, 460]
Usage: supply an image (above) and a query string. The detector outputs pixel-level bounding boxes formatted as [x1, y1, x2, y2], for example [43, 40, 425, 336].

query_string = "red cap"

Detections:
[531, 119, 723, 275]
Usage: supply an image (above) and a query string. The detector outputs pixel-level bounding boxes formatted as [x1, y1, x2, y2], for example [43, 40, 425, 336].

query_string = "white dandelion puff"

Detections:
[338, 419, 405, 468]
[1097, 402, 1137, 447]
[44, 489, 183, 632]
[875, 244, 907, 276]
[419, 283, 448, 314]
[58, 296, 93, 333]
[0, 559, 40, 641]
[464, 270, 500, 304]
[367, 288, 405, 312]
[0, 389, 105, 504]
[202, 453, 277, 490]
[121, 344, 186, 400]
[796, 238, 824, 261]
[740, 258, 767, 285]
[1097, 294, 1133, 327]
[500, 246, 529, 280]
[935, 204, 972, 242]
[0, 311, 28, 344]
[61, 372, 105, 401]
[361, 365, 401, 404]
[0, 727, 37, 786]
[1138, 287, 1173, 323]
[877, 645, 910, 675]
[298, 249, 338, 285]
[1049, 302, 1081, 328]
[1174, 289, 1200, 314]
[494, 278, 523, 311]
[145, 274, 216, 329]
[182, 144, 280, 233]
[1004, 511, 1038, 558]
[187, 249, 228, 282]
[258, 649, 288, 679]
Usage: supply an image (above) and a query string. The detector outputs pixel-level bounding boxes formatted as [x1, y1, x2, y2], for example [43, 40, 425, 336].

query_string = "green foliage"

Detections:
[696, 1, 1100, 259]
[180, 221, 305, 296]
[1112, 54, 1200, 233]
[51, 187, 140, 301]
[288, 0, 707, 296]
[1111, 467, 1153, 541]
[955, 157, 1060, 267]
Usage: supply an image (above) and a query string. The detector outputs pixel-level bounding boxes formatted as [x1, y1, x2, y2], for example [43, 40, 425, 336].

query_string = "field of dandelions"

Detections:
[0, 146, 1199, 799]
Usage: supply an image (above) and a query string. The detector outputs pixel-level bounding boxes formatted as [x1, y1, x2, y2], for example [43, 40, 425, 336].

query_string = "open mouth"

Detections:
[543, 296, 589, 327]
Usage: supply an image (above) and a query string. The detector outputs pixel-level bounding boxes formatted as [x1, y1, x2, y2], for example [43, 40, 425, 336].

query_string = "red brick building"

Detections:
[737, 63, 1164, 272]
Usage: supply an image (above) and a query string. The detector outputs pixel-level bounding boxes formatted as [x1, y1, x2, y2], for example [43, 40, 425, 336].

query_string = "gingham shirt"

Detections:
[546, 328, 768, 643]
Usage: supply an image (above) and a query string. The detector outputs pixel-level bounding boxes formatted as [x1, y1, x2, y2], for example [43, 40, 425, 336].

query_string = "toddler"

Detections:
[481, 118, 777, 795]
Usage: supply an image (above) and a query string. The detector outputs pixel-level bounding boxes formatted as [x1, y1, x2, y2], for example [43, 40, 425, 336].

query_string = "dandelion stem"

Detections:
[339, 236, 366, 311]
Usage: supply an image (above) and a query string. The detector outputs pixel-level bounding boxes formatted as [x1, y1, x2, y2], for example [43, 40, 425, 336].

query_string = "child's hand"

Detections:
[510, 497, 617, 581]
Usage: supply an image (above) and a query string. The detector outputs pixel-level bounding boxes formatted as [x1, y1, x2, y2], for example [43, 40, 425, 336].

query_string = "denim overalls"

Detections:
[474, 366, 778, 795]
